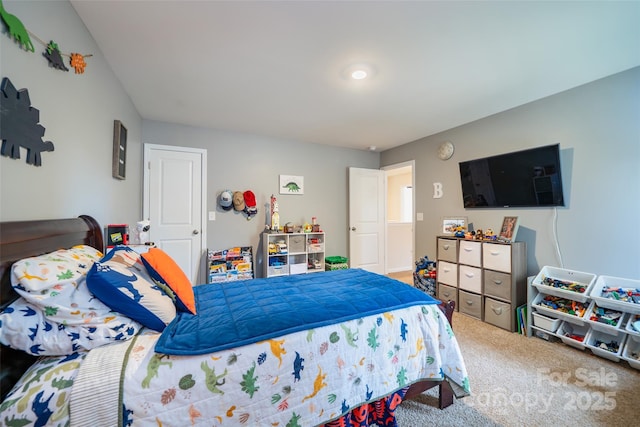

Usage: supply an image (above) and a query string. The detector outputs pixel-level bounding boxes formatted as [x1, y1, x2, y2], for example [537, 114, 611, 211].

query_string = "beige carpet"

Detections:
[388, 271, 640, 426]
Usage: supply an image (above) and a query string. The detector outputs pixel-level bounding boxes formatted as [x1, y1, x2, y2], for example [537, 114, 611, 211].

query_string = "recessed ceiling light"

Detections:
[342, 63, 376, 81]
[369, 145, 377, 151]
[351, 70, 368, 80]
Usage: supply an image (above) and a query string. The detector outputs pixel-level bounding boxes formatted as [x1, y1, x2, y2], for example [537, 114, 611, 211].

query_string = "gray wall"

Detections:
[381, 67, 640, 279]
[142, 121, 379, 276]
[0, 0, 143, 229]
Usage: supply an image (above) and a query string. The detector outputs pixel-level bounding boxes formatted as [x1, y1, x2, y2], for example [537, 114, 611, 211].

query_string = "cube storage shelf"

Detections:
[528, 269, 640, 368]
[263, 231, 325, 278]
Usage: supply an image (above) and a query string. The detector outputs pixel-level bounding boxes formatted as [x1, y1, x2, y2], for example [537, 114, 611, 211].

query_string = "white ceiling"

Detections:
[71, 0, 640, 152]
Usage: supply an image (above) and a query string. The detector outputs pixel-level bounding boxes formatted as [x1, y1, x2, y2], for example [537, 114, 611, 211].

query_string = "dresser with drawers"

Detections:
[436, 236, 527, 331]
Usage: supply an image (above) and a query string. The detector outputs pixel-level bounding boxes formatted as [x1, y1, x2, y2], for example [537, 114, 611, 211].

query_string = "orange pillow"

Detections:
[141, 248, 196, 314]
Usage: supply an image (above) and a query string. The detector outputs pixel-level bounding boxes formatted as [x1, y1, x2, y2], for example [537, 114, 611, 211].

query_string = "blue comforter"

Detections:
[155, 268, 438, 355]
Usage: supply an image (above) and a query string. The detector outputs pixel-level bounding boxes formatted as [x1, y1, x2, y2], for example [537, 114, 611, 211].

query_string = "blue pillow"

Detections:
[86, 246, 176, 331]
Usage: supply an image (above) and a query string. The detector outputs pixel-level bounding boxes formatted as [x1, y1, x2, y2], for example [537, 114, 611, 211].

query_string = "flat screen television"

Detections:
[459, 144, 565, 208]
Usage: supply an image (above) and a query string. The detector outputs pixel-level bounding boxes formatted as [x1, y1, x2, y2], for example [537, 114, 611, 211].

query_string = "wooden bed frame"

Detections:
[0, 215, 454, 410]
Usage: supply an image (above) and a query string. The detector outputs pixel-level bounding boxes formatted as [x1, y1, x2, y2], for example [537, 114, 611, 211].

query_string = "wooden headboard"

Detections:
[0, 215, 103, 400]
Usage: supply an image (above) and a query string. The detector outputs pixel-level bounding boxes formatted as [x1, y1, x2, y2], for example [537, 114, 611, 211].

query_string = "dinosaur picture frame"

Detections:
[112, 120, 127, 180]
[279, 175, 304, 195]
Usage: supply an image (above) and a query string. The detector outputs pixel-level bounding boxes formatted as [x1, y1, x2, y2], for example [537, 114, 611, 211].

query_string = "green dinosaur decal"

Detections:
[306, 329, 315, 342]
[286, 412, 302, 427]
[201, 361, 228, 394]
[240, 362, 259, 397]
[57, 269, 74, 280]
[0, 0, 34, 52]
[397, 367, 408, 387]
[282, 182, 301, 192]
[142, 354, 172, 388]
[44, 306, 58, 316]
[444, 321, 454, 338]
[340, 324, 358, 348]
[51, 377, 73, 390]
[367, 327, 379, 350]
[3, 415, 33, 427]
[426, 355, 435, 365]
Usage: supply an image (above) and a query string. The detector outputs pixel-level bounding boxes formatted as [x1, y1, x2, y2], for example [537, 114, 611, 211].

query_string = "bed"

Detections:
[0, 215, 469, 426]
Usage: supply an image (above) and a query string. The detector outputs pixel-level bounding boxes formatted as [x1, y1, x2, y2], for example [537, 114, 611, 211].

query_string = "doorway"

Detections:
[383, 161, 415, 274]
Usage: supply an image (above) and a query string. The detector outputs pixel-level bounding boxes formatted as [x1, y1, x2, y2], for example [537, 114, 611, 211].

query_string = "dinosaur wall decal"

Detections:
[0, 77, 55, 166]
[0, 0, 34, 52]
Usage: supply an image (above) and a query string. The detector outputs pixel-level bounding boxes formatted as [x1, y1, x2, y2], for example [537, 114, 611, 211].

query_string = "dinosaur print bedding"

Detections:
[1, 303, 469, 426]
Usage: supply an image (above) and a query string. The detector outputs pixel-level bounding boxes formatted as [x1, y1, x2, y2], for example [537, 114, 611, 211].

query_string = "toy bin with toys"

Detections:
[556, 321, 590, 350]
[621, 337, 640, 369]
[588, 275, 640, 315]
[532, 266, 596, 303]
[586, 329, 627, 362]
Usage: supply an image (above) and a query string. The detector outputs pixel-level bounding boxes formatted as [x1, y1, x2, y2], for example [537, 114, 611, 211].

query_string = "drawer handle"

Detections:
[443, 268, 451, 273]
[492, 279, 503, 285]
[491, 305, 503, 315]
[443, 244, 450, 250]
[490, 251, 500, 256]
[465, 300, 474, 306]
[463, 247, 472, 252]
[464, 272, 475, 278]
[443, 292, 451, 298]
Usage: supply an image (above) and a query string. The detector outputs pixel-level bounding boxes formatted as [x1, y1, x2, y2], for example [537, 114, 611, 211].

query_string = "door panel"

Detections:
[144, 144, 206, 284]
[349, 167, 385, 274]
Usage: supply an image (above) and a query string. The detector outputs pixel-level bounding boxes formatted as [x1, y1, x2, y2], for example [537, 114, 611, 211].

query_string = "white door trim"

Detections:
[143, 143, 208, 283]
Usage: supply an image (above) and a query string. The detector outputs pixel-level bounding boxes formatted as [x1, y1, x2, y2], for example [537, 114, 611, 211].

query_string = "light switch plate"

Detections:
[208, 211, 216, 221]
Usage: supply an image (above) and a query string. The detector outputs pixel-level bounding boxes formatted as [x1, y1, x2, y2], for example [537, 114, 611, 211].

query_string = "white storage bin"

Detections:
[621, 337, 640, 370]
[532, 311, 561, 332]
[532, 292, 588, 326]
[586, 329, 626, 362]
[589, 275, 640, 314]
[531, 266, 596, 303]
[556, 321, 589, 350]
[268, 265, 289, 276]
[289, 263, 307, 275]
[584, 300, 627, 334]
[625, 314, 640, 342]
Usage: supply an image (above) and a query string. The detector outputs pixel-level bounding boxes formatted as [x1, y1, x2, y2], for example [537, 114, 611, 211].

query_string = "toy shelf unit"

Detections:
[527, 268, 640, 368]
[435, 236, 527, 332]
[263, 232, 325, 278]
[208, 246, 254, 283]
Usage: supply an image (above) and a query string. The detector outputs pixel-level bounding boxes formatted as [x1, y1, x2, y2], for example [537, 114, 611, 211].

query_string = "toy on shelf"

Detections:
[454, 225, 466, 238]
[269, 194, 280, 232]
[484, 228, 497, 240]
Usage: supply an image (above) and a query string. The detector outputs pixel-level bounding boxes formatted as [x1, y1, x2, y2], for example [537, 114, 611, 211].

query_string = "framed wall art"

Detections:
[499, 216, 519, 242]
[112, 120, 127, 180]
[441, 216, 467, 235]
[279, 175, 304, 194]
